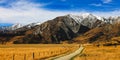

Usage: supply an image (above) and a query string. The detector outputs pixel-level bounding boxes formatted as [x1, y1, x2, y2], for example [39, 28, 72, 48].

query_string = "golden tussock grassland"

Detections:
[0, 44, 79, 60]
[74, 45, 120, 60]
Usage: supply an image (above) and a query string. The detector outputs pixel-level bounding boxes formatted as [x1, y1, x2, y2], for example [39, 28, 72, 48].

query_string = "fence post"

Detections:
[24, 54, 26, 60]
[33, 52, 34, 60]
[13, 54, 15, 60]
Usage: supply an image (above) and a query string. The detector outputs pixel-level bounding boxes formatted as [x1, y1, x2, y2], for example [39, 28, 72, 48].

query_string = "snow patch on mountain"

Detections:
[11, 23, 23, 30]
[24, 22, 41, 28]
[66, 13, 105, 24]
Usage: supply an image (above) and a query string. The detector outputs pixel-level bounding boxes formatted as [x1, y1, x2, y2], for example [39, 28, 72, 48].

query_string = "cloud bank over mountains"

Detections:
[0, 0, 119, 24]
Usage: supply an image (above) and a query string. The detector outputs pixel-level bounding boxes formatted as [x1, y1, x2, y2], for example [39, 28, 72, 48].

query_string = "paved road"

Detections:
[54, 46, 84, 60]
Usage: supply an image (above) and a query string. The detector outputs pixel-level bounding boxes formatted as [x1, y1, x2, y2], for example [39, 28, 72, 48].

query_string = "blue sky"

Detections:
[1, 0, 119, 11]
[29, 0, 119, 11]
[0, 23, 13, 27]
[0, 0, 119, 24]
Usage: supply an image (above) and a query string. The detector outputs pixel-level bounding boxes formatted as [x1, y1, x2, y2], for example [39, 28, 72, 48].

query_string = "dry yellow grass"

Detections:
[0, 44, 79, 60]
[74, 45, 120, 60]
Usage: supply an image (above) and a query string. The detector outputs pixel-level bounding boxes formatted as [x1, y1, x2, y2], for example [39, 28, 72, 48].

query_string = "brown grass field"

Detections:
[74, 45, 120, 60]
[0, 44, 79, 60]
[1, 44, 120, 60]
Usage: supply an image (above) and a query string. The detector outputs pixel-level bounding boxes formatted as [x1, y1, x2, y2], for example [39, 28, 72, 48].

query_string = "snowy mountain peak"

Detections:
[24, 22, 41, 28]
[81, 13, 104, 20]
[67, 13, 93, 18]
[67, 14, 83, 23]
[11, 23, 23, 30]
[67, 13, 104, 20]
[81, 13, 93, 18]
[66, 13, 105, 24]
[109, 16, 120, 19]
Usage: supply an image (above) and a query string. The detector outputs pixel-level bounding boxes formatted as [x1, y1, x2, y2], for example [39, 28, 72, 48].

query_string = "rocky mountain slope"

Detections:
[0, 13, 120, 44]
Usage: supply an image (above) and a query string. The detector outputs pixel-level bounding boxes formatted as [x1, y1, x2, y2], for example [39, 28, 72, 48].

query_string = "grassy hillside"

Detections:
[74, 23, 120, 45]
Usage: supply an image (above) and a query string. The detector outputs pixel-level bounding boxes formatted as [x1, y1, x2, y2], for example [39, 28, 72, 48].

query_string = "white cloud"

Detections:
[90, 3, 102, 6]
[102, 0, 112, 3]
[0, 0, 119, 24]
[92, 10, 120, 17]
[0, 0, 87, 24]
[90, 0, 112, 7]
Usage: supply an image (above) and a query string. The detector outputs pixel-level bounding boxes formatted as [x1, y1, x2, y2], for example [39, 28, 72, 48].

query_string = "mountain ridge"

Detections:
[0, 13, 120, 44]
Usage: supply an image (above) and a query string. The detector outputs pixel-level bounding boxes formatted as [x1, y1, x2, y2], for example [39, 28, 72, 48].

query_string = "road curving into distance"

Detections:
[54, 45, 84, 60]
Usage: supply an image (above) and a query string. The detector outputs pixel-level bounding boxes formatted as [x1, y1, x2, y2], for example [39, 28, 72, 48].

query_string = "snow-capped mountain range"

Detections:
[11, 23, 23, 30]
[0, 13, 120, 31]
[0, 22, 41, 31]
[0, 13, 120, 44]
